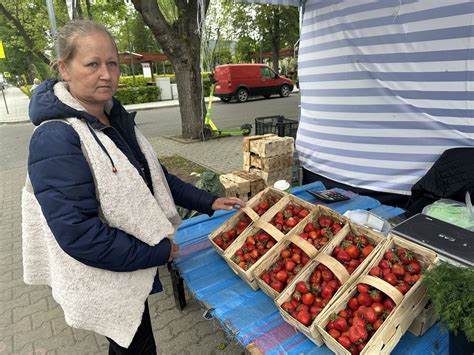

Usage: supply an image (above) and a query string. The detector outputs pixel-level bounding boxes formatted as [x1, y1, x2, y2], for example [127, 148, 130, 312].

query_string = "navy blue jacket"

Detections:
[28, 80, 216, 290]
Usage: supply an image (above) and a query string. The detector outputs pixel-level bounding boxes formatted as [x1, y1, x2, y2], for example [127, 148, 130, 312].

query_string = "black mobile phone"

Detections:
[308, 190, 350, 203]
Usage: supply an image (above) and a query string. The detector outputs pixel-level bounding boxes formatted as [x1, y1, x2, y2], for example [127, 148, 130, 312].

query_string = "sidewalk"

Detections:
[0, 86, 30, 124]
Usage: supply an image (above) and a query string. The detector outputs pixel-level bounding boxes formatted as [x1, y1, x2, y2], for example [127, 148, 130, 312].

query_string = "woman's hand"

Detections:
[168, 243, 179, 262]
[211, 197, 246, 211]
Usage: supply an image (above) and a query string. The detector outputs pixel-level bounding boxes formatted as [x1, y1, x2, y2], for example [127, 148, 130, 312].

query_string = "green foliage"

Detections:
[202, 77, 211, 97]
[115, 86, 160, 105]
[20, 85, 32, 97]
[119, 75, 152, 87]
[228, 3, 299, 67]
[422, 262, 474, 341]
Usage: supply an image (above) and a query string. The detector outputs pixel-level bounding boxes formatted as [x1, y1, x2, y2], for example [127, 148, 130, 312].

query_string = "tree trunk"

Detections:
[131, 0, 209, 139]
[85, 0, 93, 20]
[75, 0, 84, 20]
[271, 8, 281, 72]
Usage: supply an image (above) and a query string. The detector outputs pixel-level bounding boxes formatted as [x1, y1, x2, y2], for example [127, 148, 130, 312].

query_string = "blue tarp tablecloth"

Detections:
[174, 182, 448, 354]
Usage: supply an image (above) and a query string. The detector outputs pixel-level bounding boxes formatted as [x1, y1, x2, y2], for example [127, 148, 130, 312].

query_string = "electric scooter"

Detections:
[202, 75, 252, 140]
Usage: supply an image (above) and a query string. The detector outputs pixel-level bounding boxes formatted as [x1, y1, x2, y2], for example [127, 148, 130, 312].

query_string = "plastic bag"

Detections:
[422, 195, 474, 231]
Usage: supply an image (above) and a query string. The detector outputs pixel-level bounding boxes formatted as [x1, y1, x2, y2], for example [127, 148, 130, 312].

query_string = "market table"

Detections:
[174, 182, 448, 354]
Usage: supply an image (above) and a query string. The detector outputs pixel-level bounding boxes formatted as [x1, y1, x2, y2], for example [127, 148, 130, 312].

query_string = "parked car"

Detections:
[213, 64, 294, 103]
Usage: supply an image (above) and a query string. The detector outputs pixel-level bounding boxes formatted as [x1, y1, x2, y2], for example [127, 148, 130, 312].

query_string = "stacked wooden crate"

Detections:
[219, 170, 266, 201]
[243, 134, 294, 186]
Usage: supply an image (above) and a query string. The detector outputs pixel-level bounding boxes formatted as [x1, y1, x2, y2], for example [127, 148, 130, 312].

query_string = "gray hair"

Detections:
[52, 20, 117, 69]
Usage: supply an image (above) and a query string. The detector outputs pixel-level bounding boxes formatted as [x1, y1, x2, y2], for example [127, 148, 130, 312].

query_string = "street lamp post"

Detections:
[45, 0, 58, 55]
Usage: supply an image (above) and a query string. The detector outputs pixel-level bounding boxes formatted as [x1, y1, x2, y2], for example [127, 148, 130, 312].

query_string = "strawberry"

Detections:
[302, 292, 315, 305]
[357, 292, 372, 307]
[321, 285, 335, 299]
[346, 245, 360, 259]
[331, 222, 343, 234]
[295, 281, 310, 294]
[284, 260, 296, 271]
[349, 325, 368, 344]
[352, 317, 366, 329]
[275, 270, 288, 282]
[337, 336, 351, 349]
[397, 247, 414, 264]
[298, 209, 309, 219]
[318, 216, 333, 228]
[285, 217, 297, 228]
[391, 263, 405, 277]
[363, 307, 377, 324]
[281, 301, 295, 313]
[296, 310, 312, 326]
[333, 316, 349, 332]
[383, 298, 396, 312]
[328, 328, 341, 339]
[396, 282, 410, 295]
[369, 266, 382, 277]
[270, 279, 284, 292]
[348, 297, 359, 311]
[336, 250, 351, 263]
[408, 261, 421, 275]
[362, 244, 374, 258]
[383, 273, 398, 286]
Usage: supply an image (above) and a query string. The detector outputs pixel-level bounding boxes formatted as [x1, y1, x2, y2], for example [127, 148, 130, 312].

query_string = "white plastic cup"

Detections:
[273, 180, 290, 193]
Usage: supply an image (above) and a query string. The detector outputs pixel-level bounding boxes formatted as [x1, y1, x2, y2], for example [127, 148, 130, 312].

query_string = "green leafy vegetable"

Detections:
[422, 262, 474, 341]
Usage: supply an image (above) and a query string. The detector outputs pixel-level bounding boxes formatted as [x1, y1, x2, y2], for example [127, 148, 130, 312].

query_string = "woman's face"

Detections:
[59, 32, 120, 107]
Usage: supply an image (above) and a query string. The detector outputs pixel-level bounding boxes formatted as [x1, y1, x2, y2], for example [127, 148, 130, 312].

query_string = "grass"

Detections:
[159, 155, 208, 184]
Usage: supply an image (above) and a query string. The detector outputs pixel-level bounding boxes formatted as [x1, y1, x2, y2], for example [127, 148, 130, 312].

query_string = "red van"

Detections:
[213, 64, 294, 103]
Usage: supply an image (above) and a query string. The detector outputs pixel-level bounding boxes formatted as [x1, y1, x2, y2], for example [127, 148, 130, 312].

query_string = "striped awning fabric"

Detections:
[296, 0, 474, 195]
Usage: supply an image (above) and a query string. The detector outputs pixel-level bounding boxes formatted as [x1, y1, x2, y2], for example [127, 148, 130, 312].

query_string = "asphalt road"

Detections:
[0, 94, 300, 170]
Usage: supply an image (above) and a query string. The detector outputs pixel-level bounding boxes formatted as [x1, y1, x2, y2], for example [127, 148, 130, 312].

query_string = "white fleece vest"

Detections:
[22, 83, 181, 348]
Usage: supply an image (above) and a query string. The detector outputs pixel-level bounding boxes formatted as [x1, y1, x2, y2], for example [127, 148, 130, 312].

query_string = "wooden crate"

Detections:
[220, 178, 248, 201]
[249, 135, 294, 158]
[243, 134, 276, 152]
[232, 170, 266, 197]
[243, 152, 293, 172]
[408, 302, 437, 336]
[252, 233, 319, 299]
[317, 234, 438, 354]
[223, 220, 286, 290]
[208, 187, 286, 256]
[249, 167, 292, 187]
[220, 171, 265, 199]
[274, 249, 353, 346]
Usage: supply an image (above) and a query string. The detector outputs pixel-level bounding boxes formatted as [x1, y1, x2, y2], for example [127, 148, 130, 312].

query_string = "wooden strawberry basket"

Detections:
[287, 204, 351, 253]
[320, 222, 388, 287]
[252, 233, 319, 299]
[255, 193, 317, 240]
[208, 187, 286, 256]
[274, 246, 353, 346]
[223, 220, 285, 290]
[317, 234, 438, 354]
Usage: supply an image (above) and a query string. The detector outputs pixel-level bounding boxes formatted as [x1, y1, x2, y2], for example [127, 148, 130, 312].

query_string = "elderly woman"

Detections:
[22, 20, 244, 354]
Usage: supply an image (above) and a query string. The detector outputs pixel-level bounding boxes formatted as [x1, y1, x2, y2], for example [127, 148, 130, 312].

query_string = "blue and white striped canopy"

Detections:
[248, 0, 474, 195]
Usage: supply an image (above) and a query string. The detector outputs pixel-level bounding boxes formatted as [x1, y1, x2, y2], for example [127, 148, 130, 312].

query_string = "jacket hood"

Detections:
[29, 79, 108, 129]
